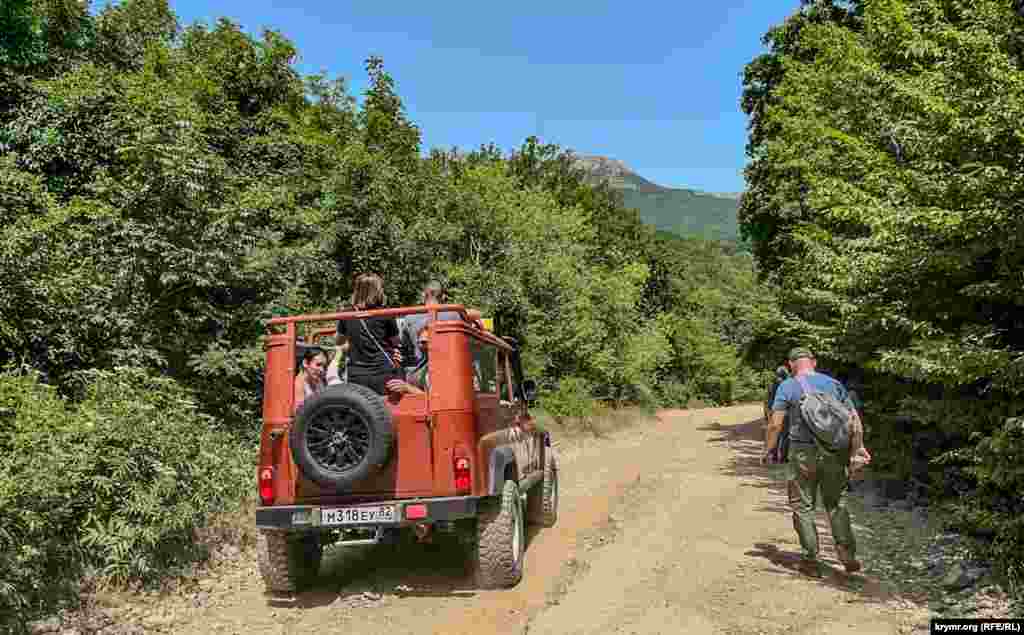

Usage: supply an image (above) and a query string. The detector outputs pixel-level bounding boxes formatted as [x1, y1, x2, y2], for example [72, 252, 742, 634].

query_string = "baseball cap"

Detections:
[788, 346, 814, 361]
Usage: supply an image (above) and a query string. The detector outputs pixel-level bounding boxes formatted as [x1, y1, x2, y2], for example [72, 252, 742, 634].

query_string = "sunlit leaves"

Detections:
[741, 0, 1024, 585]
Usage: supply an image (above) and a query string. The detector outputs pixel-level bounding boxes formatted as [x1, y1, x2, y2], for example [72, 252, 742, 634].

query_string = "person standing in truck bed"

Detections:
[337, 273, 404, 396]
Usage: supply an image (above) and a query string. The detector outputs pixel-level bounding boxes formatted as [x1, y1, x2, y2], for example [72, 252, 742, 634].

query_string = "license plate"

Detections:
[321, 505, 397, 526]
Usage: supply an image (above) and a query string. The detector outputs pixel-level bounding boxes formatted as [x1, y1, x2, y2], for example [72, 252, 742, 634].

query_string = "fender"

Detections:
[487, 445, 517, 496]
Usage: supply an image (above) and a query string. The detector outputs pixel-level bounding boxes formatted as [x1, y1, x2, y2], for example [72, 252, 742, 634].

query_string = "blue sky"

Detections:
[98, 1, 800, 193]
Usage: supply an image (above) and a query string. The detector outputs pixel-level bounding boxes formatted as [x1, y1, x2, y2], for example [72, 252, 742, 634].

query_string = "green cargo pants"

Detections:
[787, 442, 856, 562]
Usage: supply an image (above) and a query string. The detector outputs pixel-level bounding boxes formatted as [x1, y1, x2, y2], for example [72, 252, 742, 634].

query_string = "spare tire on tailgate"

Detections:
[290, 384, 394, 490]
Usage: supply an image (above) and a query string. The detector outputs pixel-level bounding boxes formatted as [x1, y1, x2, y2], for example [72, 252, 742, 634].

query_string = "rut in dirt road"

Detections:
[156, 406, 923, 635]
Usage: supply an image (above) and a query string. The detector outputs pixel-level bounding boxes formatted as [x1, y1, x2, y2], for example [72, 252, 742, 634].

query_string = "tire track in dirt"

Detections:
[433, 406, 924, 635]
[425, 417, 675, 635]
[142, 406, 926, 634]
[155, 412, 668, 635]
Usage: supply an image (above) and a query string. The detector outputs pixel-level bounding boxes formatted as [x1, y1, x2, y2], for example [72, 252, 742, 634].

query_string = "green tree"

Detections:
[0, 1, 781, 625]
[740, 0, 1024, 587]
[0, 0, 46, 69]
[360, 55, 420, 169]
[94, 0, 179, 71]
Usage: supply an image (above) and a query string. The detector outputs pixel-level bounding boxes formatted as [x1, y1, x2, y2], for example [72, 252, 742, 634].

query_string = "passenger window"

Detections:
[497, 352, 514, 402]
[470, 339, 498, 395]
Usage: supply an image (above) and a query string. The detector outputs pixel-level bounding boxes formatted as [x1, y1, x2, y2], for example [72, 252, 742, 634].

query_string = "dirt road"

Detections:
[145, 406, 927, 634]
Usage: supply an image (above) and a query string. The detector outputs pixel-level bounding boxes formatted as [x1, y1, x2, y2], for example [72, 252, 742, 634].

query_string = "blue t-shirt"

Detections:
[771, 371, 854, 444]
[401, 310, 461, 366]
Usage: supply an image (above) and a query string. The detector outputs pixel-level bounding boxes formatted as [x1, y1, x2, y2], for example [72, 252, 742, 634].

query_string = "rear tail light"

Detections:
[454, 457, 471, 494]
[259, 467, 274, 505]
[405, 503, 427, 520]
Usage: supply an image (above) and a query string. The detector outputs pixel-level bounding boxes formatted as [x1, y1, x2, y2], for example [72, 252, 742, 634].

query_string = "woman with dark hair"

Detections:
[294, 348, 327, 413]
[336, 273, 404, 396]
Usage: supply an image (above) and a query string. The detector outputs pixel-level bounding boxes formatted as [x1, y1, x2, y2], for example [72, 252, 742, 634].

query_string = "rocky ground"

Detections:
[842, 477, 1020, 630]
[30, 405, 1021, 635]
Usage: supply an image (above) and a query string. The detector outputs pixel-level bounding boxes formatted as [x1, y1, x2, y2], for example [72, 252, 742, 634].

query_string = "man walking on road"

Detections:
[762, 347, 863, 578]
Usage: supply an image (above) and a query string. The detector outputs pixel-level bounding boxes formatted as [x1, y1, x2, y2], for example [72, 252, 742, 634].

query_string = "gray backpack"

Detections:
[795, 375, 852, 453]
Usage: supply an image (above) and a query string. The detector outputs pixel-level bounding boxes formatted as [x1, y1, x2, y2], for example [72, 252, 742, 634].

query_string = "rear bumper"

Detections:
[255, 496, 481, 530]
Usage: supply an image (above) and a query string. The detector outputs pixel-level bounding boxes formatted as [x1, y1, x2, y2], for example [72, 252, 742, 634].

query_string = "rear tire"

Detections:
[471, 479, 525, 588]
[527, 452, 558, 527]
[256, 529, 323, 594]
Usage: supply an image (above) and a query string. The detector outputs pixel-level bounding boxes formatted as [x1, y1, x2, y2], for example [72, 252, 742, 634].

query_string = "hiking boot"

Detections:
[835, 545, 862, 573]
[797, 558, 824, 578]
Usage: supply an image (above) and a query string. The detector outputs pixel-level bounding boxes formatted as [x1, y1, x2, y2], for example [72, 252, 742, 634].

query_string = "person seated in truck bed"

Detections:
[337, 273, 404, 396]
[294, 348, 327, 413]
[399, 280, 460, 371]
[386, 324, 431, 396]
[399, 280, 489, 370]
[387, 321, 499, 400]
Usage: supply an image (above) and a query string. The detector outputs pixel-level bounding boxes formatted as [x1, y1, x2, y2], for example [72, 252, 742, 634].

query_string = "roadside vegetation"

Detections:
[0, 1, 778, 630]
[739, 0, 1024, 599]
[15, 0, 1024, 629]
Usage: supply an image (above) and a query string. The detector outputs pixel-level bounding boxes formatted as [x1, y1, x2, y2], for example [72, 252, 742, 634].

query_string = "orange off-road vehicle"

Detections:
[255, 305, 558, 594]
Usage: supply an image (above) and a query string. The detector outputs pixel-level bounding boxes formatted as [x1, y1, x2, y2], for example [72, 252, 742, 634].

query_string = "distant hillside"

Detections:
[575, 155, 741, 241]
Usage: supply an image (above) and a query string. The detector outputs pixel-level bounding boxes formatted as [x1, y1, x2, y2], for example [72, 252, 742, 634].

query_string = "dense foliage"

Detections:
[740, 0, 1024, 591]
[621, 187, 740, 242]
[0, 0, 776, 629]
[0, 369, 251, 627]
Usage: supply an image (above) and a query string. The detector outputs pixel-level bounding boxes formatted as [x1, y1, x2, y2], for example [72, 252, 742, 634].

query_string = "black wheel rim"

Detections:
[306, 406, 372, 473]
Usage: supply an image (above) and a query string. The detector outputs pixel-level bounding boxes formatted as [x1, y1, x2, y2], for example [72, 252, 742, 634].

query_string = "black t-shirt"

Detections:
[338, 316, 399, 378]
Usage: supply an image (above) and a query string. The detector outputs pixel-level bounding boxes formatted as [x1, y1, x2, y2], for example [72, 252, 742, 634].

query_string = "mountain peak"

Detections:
[574, 155, 637, 178]
[573, 155, 664, 193]
[572, 154, 740, 241]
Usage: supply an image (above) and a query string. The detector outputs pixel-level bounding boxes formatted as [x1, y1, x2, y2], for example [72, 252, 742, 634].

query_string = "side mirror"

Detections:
[521, 379, 538, 404]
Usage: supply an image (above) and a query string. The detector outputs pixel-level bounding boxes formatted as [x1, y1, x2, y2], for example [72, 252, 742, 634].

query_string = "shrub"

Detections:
[540, 376, 600, 434]
[187, 340, 266, 438]
[657, 380, 692, 408]
[940, 416, 1024, 594]
[0, 368, 253, 631]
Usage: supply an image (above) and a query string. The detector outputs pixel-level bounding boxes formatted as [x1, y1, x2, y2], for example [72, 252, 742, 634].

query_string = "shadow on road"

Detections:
[700, 417, 784, 486]
[701, 416, 925, 607]
[274, 523, 546, 608]
[744, 542, 898, 602]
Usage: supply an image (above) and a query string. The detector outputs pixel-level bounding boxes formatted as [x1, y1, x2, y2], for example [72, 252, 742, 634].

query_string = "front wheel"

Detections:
[471, 479, 525, 588]
[527, 452, 558, 527]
